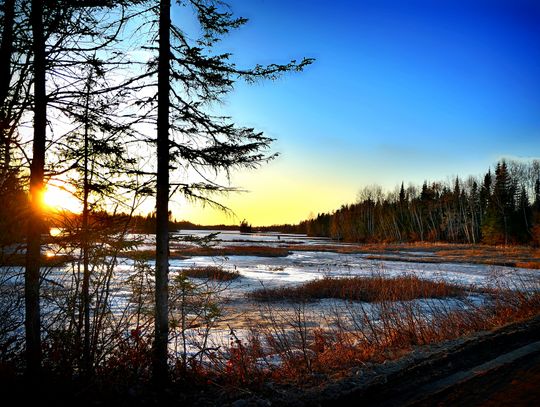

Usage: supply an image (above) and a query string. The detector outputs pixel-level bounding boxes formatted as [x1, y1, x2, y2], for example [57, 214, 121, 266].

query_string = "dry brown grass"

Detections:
[422, 245, 540, 268]
[180, 266, 240, 281]
[123, 245, 290, 260]
[124, 249, 157, 261]
[176, 245, 291, 258]
[248, 275, 467, 302]
[301, 295, 540, 378]
[215, 294, 540, 387]
[278, 242, 540, 269]
[213, 276, 540, 387]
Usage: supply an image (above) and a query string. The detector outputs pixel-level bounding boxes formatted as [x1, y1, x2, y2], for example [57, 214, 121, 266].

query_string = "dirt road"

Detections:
[413, 345, 540, 406]
[277, 315, 540, 406]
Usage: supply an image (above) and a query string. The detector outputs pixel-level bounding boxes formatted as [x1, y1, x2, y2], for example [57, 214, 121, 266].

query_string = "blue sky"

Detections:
[171, 0, 540, 225]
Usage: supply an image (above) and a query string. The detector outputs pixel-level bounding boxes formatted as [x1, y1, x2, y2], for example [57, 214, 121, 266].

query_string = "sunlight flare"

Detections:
[43, 184, 81, 213]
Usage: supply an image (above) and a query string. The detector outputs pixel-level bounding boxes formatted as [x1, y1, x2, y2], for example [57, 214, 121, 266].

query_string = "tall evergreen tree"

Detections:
[495, 161, 515, 244]
[150, 0, 312, 382]
[514, 184, 532, 242]
[154, 0, 171, 384]
[479, 170, 492, 214]
[399, 181, 406, 206]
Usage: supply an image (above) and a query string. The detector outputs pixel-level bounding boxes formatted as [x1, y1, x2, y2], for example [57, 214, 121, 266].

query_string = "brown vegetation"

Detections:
[180, 266, 239, 281]
[175, 245, 290, 258]
[216, 282, 540, 387]
[248, 275, 467, 302]
[283, 242, 540, 269]
[123, 245, 290, 260]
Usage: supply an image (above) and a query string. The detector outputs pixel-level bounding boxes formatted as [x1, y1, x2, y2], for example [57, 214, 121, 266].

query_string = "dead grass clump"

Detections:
[124, 249, 191, 260]
[248, 275, 466, 302]
[178, 245, 290, 258]
[181, 266, 240, 281]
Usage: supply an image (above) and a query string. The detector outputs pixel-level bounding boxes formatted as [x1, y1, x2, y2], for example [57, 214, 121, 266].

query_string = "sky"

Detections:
[170, 0, 540, 226]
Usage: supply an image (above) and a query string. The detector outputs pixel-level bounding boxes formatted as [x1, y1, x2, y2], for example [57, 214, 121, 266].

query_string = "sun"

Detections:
[43, 184, 81, 213]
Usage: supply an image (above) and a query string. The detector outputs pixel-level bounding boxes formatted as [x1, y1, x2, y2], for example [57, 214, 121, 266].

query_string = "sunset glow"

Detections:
[43, 185, 81, 213]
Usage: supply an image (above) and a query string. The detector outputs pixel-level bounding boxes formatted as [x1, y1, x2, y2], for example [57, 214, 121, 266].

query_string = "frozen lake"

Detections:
[166, 230, 538, 293]
[4, 229, 537, 296]
[2, 230, 540, 298]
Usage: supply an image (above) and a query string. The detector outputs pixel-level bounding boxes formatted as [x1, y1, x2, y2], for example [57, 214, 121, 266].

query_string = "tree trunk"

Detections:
[153, 0, 171, 385]
[82, 72, 92, 375]
[0, 0, 15, 104]
[0, 0, 15, 181]
[25, 0, 46, 378]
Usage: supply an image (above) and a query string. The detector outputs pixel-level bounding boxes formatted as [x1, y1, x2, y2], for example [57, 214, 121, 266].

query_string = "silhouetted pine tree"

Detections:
[149, 0, 312, 382]
[484, 161, 517, 244]
[514, 184, 532, 243]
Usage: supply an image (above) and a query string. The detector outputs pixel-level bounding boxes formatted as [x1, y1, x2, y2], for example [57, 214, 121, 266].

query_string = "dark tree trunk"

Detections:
[82, 73, 92, 375]
[0, 0, 15, 108]
[25, 0, 46, 377]
[153, 0, 170, 385]
[0, 0, 15, 179]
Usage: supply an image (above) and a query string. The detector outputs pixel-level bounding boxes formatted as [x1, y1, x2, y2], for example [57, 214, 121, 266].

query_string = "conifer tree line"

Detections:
[302, 159, 540, 246]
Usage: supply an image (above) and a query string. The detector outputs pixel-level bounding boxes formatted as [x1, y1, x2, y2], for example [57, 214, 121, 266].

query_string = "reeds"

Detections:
[180, 266, 240, 281]
[176, 246, 291, 258]
[248, 275, 467, 302]
[216, 275, 540, 387]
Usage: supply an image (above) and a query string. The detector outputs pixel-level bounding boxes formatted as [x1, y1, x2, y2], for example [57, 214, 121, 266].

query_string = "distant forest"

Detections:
[267, 159, 540, 246]
[3, 159, 538, 247]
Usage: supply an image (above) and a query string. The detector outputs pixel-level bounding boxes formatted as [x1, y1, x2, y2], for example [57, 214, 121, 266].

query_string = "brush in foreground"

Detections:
[248, 275, 467, 302]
